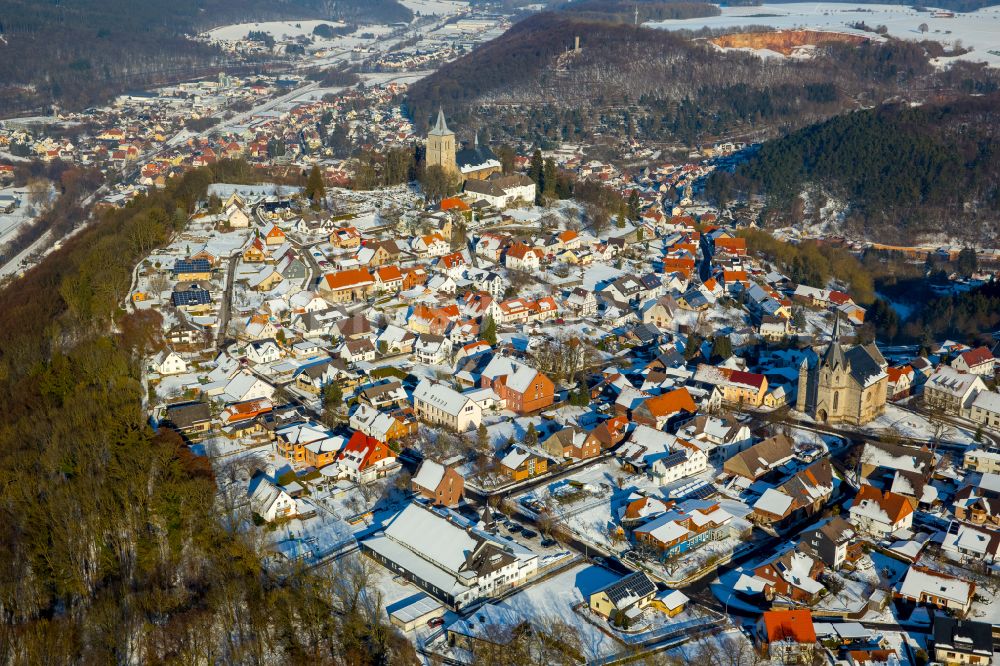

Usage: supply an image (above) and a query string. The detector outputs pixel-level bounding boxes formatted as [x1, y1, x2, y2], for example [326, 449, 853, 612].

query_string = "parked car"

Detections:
[506, 522, 523, 533]
[427, 617, 444, 628]
[521, 529, 538, 539]
[540, 538, 557, 547]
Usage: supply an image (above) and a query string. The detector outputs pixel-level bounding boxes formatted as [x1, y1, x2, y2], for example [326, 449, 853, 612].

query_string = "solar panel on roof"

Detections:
[603, 572, 657, 605]
[659, 450, 688, 469]
[682, 483, 718, 501]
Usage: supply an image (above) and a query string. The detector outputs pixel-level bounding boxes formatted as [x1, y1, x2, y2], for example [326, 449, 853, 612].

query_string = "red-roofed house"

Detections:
[319, 268, 375, 303]
[757, 610, 817, 663]
[722, 370, 769, 407]
[952, 346, 995, 376]
[337, 431, 396, 483]
[633, 387, 698, 429]
[849, 485, 915, 537]
[887, 365, 914, 401]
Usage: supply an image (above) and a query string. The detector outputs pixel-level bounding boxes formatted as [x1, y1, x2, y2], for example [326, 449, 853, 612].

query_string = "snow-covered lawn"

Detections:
[399, 0, 468, 17]
[865, 403, 978, 445]
[647, 3, 1000, 69]
[499, 563, 624, 661]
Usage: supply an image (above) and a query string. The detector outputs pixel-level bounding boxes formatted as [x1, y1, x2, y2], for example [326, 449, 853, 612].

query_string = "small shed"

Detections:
[388, 594, 444, 632]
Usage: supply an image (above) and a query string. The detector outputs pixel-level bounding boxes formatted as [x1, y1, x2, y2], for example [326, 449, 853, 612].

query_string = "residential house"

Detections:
[349, 404, 417, 442]
[723, 434, 795, 481]
[887, 365, 914, 401]
[941, 520, 1000, 564]
[923, 366, 987, 418]
[151, 349, 188, 376]
[849, 485, 915, 537]
[542, 426, 601, 461]
[499, 446, 550, 481]
[951, 347, 995, 376]
[248, 473, 296, 522]
[588, 572, 658, 623]
[969, 391, 1000, 431]
[757, 610, 817, 664]
[897, 566, 974, 616]
[161, 401, 212, 440]
[676, 415, 753, 465]
[411, 460, 465, 507]
[479, 356, 554, 414]
[338, 431, 397, 483]
[319, 268, 375, 303]
[632, 387, 698, 430]
[799, 516, 862, 570]
[412, 380, 483, 431]
[632, 499, 735, 557]
[933, 617, 994, 665]
[753, 550, 826, 604]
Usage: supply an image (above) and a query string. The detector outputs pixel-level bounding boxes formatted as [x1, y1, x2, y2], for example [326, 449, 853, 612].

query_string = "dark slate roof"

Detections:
[173, 258, 212, 274]
[845, 345, 884, 387]
[171, 286, 212, 307]
[598, 571, 657, 606]
[456, 143, 498, 170]
[933, 617, 994, 655]
[164, 401, 211, 429]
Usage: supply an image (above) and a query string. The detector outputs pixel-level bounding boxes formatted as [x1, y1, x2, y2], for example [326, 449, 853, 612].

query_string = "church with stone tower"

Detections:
[796, 314, 889, 426]
[425, 109, 501, 182]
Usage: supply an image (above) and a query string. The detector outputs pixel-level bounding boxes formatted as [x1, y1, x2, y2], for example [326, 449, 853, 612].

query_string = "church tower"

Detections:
[425, 108, 457, 175]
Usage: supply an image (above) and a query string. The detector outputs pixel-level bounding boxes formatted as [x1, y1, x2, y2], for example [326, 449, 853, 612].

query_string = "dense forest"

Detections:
[0, 0, 411, 116]
[706, 95, 1000, 242]
[897, 281, 1000, 345]
[405, 11, 999, 148]
[729, 0, 1000, 13]
[557, 0, 721, 22]
[0, 160, 415, 663]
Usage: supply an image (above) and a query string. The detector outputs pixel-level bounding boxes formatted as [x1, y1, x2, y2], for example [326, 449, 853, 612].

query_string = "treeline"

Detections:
[901, 282, 1000, 345]
[741, 229, 875, 305]
[0, 0, 411, 116]
[0, 161, 104, 267]
[558, 0, 721, 22]
[707, 94, 1000, 240]
[405, 11, 999, 147]
[0, 159, 414, 663]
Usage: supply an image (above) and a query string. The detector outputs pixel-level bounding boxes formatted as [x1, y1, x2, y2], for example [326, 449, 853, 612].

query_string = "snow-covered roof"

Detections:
[413, 379, 471, 417]
[413, 460, 446, 493]
[898, 567, 971, 606]
[754, 488, 793, 516]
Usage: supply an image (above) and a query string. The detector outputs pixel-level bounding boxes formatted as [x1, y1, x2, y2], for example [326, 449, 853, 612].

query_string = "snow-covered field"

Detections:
[498, 563, 624, 660]
[646, 3, 1000, 68]
[205, 20, 350, 43]
[399, 0, 469, 17]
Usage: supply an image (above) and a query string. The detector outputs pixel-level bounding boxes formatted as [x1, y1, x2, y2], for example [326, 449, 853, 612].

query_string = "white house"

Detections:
[951, 346, 995, 376]
[248, 473, 296, 522]
[970, 391, 1000, 431]
[650, 441, 708, 484]
[923, 366, 987, 418]
[412, 379, 483, 431]
[246, 339, 282, 365]
[151, 350, 188, 376]
[848, 486, 914, 537]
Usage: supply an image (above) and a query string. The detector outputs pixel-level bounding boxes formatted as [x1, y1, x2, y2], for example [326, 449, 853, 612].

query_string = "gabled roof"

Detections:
[960, 346, 994, 367]
[640, 387, 697, 419]
[594, 571, 657, 608]
[852, 485, 914, 524]
[762, 609, 816, 644]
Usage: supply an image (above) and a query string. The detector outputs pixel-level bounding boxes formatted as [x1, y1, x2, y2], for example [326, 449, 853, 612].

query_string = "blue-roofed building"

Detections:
[172, 259, 213, 280]
[172, 285, 213, 311]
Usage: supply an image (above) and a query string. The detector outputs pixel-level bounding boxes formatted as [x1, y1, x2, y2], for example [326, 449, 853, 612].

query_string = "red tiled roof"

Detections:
[962, 346, 994, 367]
[762, 610, 816, 644]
